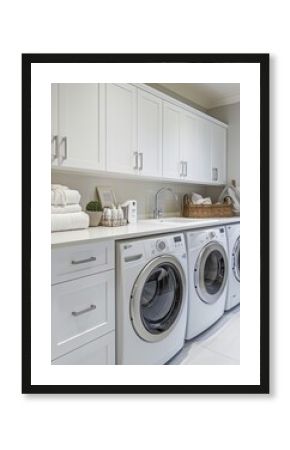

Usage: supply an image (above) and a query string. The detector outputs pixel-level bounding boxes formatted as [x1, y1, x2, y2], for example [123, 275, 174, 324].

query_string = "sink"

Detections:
[158, 217, 196, 223]
[147, 217, 200, 224]
[140, 217, 221, 226]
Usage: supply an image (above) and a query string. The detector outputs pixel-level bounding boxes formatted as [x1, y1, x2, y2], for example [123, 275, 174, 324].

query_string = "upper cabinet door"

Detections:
[58, 84, 104, 171]
[51, 84, 58, 167]
[180, 111, 199, 181]
[163, 102, 181, 179]
[196, 118, 212, 183]
[105, 84, 137, 175]
[211, 123, 227, 184]
[138, 89, 162, 177]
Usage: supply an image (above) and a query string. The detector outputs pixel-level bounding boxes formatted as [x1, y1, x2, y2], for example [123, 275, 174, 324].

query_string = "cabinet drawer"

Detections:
[52, 240, 114, 284]
[52, 331, 115, 365]
[51, 271, 115, 360]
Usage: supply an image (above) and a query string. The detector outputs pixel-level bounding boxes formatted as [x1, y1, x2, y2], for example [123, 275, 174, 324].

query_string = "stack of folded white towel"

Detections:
[51, 184, 89, 232]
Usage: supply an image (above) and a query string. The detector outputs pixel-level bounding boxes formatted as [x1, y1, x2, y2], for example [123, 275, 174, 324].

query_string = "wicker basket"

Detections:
[183, 194, 234, 218]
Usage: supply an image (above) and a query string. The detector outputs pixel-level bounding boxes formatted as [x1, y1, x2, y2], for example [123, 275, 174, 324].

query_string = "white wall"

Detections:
[147, 83, 207, 112]
[52, 171, 207, 219]
[207, 102, 240, 185]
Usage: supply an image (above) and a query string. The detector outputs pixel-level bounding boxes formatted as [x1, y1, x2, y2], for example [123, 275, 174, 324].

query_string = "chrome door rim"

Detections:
[194, 242, 228, 304]
[232, 236, 240, 282]
[130, 255, 186, 342]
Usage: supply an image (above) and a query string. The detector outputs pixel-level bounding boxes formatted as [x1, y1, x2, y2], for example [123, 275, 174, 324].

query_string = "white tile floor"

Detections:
[168, 305, 240, 365]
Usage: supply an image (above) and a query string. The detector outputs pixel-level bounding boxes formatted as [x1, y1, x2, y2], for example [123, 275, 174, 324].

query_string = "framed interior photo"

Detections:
[22, 53, 269, 394]
[96, 186, 117, 209]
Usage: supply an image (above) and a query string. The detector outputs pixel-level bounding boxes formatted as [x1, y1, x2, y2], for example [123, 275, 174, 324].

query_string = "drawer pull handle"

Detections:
[72, 304, 96, 317]
[124, 254, 143, 262]
[71, 256, 96, 265]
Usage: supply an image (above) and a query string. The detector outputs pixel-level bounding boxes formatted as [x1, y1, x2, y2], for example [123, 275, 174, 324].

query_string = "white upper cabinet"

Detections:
[180, 111, 199, 181]
[51, 84, 58, 167]
[210, 123, 227, 184]
[162, 102, 181, 179]
[137, 89, 162, 177]
[105, 83, 138, 175]
[196, 117, 212, 183]
[51, 83, 227, 185]
[58, 84, 104, 171]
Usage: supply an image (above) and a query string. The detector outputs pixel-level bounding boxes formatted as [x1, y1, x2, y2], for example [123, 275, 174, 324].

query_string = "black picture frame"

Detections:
[22, 53, 269, 394]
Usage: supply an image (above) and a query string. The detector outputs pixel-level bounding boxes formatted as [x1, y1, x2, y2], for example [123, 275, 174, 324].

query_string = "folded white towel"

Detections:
[51, 204, 82, 214]
[51, 184, 68, 190]
[51, 189, 81, 206]
[191, 192, 203, 203]
[51, 212, 89, 232]
[195, 197, 212, 205]
[191, 192, 212, 205]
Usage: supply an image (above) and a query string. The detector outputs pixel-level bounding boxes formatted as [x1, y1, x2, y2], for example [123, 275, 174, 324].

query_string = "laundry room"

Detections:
[50, 81, 240, 366]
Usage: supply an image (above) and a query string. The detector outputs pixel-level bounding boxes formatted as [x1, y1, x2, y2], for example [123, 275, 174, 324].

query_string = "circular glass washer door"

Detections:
[194, 242, 228, 305]
[130, 255, 186, 342]
[232, 236, 240, 282]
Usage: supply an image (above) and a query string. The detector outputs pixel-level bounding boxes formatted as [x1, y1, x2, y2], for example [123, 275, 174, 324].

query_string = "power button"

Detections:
[156, 240, 166, 251]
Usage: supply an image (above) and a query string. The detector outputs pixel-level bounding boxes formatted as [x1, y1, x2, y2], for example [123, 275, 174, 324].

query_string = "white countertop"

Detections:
[51, 216, 240, 247]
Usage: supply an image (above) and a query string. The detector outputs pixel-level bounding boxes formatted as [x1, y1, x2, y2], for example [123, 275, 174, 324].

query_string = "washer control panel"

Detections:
[148, 233, 185, 256]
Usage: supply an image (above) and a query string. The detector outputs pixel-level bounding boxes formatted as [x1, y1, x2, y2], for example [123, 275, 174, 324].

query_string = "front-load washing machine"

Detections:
[185, 226, 229, 340]
[225, 223, 240, 310]
[116, 233, 188, 364]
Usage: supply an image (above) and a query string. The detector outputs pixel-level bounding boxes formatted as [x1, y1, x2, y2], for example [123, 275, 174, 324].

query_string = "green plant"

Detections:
[86, 200, 103, 212]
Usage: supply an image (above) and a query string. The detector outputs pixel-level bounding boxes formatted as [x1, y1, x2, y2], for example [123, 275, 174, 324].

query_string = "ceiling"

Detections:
[148, 83, 240, 110]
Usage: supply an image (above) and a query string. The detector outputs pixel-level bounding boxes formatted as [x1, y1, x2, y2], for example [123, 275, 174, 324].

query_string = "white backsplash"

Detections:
[51, 172, 211, 219]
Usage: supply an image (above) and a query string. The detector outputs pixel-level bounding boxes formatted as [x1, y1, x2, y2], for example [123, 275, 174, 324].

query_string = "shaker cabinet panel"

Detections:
[52, 331, 115, 365]
[57, 84, 104, 171]
[51, 84, 59, 167]
[180, 112, 199, 181]
[51, 271, 115, 360]
[138, 89, 162, 177]
[211, 123, 227, 184]
[162, 102, 181, 179]
[105, 83, 138, 175]
[196, 118, 212, 183]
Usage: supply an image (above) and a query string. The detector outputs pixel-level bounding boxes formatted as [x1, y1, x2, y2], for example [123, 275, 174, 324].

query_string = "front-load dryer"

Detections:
[116, 233, 188, 364]
[185, 226, 229, 340]
[225, 223, 240, 310]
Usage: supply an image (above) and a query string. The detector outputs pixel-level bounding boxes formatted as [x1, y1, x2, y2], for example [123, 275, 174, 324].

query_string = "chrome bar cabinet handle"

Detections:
[72, 304, 96, 317]
[51, 135, 58, 162]
[212, 167, 218, 181]
[139, 152, 143, 170]
[71, 256, 96, 265]
[180, 161, 184, 177]
[60, 136, 68, 162]
[133, 151, 138, 170]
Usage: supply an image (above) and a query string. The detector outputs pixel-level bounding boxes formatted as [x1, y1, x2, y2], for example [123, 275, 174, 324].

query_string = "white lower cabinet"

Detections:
[51, 240, 116, 365]
[52, 271, 115, 360]
[52, 331, 115, 365]
[51, 240, 114, 285]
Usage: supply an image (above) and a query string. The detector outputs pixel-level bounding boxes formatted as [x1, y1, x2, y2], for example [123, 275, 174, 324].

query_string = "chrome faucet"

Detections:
[154, 187, 179, 219]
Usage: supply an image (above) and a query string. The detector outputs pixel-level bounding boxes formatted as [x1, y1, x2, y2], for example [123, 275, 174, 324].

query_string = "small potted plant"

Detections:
[86, 200, 103, 227]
